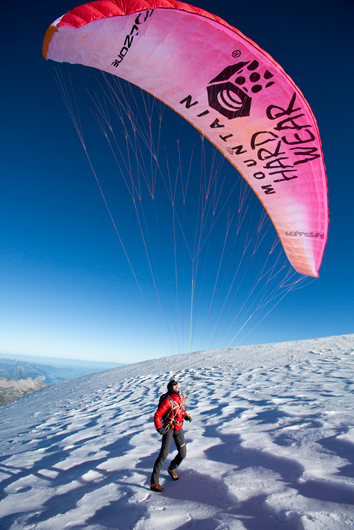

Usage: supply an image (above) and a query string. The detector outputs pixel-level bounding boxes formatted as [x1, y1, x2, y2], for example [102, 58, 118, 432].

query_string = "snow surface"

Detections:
[1, 334, 354, 529]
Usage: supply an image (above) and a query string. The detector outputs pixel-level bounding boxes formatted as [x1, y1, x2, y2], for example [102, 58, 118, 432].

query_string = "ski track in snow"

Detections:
[1, 335, 354, 529]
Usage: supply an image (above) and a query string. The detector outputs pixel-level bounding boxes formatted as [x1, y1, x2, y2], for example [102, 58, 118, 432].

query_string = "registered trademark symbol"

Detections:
[232, 50, 241, 58]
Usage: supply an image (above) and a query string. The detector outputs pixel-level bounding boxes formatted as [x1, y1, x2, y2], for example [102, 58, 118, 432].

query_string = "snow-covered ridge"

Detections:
[1, 334, 354, 529]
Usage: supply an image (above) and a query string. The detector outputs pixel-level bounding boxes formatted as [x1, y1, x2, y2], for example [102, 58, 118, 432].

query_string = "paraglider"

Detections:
[43, 0, 328, 278]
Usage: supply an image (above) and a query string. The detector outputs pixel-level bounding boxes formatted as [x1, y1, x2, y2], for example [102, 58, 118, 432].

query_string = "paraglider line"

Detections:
[187, 313, 253, 396]
[188, 278, 195, 398]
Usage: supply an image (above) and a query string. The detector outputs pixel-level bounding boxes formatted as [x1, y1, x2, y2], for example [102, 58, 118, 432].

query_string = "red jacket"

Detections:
[154, 392, 187, 431]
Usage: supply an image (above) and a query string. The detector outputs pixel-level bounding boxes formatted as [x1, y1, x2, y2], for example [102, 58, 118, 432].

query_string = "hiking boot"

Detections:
[150, 483, 164, 492]
[168, 465, 178, 480]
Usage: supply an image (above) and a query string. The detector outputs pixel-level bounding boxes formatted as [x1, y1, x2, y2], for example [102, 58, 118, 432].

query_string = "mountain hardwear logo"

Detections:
[207, 60, 275, 120]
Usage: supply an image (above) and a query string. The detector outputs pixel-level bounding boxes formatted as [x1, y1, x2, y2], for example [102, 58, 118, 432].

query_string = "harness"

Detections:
[162, 394, 185, 430]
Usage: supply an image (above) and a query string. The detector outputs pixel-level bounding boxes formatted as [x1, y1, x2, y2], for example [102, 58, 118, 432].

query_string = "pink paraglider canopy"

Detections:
[43, 0, 328, 277]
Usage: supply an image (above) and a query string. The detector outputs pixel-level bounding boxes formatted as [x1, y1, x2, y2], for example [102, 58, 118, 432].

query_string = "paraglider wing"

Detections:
[43, 0, 328, 277]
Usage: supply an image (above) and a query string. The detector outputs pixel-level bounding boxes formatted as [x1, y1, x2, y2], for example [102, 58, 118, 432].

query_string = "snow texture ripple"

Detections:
[1, 334, 354, 529]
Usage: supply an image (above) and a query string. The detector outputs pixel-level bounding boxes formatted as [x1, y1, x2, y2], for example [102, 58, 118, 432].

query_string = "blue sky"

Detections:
[1, 0, 353, 364]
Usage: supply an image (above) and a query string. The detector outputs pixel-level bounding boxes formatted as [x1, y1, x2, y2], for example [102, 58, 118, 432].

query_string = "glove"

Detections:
[157, 427, 168, 435]
[185, 415, 192, 422]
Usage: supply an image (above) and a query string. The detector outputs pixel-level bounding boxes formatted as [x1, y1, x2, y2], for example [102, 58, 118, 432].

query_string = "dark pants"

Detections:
[151, 428, 186, 484]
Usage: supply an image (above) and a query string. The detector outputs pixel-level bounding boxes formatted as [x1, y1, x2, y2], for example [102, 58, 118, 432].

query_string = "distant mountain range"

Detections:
[0, 377, 46, 406]
[0, 357, 122, 386]
[0, 356, 123, 407]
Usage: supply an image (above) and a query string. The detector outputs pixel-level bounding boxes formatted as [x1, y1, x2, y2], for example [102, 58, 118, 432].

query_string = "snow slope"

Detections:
[1, 334, 354, 529]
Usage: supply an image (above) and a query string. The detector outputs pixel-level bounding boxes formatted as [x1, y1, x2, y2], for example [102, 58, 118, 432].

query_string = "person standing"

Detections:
[150, 379, 192, 492]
